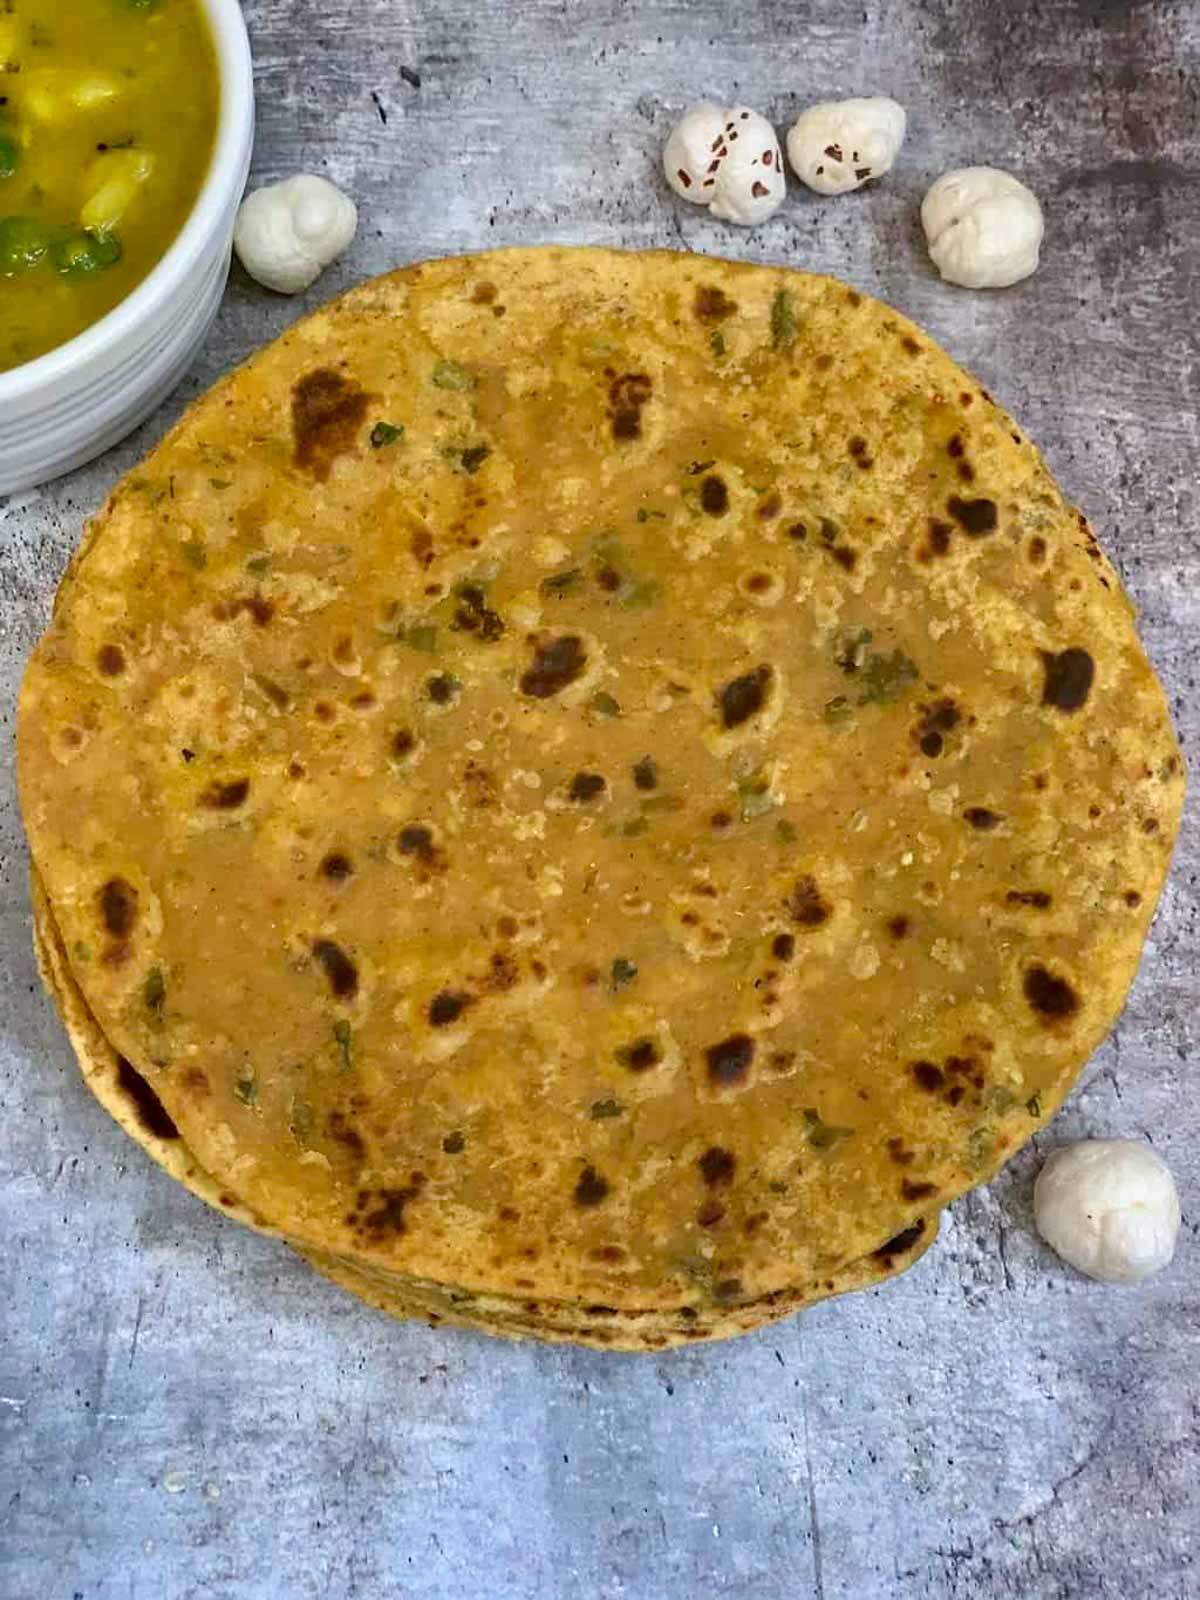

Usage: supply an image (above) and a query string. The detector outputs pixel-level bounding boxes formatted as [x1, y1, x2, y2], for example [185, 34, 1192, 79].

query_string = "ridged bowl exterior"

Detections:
[0, 0, 253, 495]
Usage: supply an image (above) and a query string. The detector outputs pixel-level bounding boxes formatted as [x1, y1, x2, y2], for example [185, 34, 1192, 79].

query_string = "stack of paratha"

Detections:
[18, 249, 1183, 1349]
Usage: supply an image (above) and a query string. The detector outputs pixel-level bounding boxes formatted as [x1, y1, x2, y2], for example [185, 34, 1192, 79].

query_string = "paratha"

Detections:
[31, 862, 937, 1350]
[18, 247, 1184, 1345]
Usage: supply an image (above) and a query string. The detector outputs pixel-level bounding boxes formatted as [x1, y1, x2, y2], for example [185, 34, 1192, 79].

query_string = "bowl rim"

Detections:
[0, 0, 253, 404]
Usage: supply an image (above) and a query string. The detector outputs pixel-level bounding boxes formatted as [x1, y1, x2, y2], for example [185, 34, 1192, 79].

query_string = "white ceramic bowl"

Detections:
[0, 0, 254, 495]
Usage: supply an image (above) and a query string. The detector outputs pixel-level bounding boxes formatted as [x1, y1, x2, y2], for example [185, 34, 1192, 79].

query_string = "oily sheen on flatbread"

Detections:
[19, 248, 1183, 1346]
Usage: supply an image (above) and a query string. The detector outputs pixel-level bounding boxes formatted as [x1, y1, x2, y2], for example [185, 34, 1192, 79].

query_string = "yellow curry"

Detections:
[0, 0, 218, 373]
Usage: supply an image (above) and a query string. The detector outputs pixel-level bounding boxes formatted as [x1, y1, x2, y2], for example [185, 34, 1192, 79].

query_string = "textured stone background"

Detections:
[1, 2, 1197, 1597]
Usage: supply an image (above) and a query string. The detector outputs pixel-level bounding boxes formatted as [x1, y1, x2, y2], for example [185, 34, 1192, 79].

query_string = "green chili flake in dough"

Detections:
[737, 773, 776, 821]
[370, 421, 404, 448]
[180, 538, 207, 570]
[621, 575, 660, 607]
[823, 695, 854, 728]
[610, 957, 638, 991]
[771, 290, 798, 350]
[245, 554, 271, 576]
[835, 627, 874, 675]
[636, 507, 666, 522]
[968, 1127, 995, 1169]
[591, 536, 659, 607]
[143, 967, 166, 1021]
[397, 623, 439, 653]
[333, 1020, 354, 1071]
[233, 1070, 257, 1106]
[0, 136, 19, 181]
[640, 794, 682, 814]
[776, 819, 798, 845]
[709, 330, 726, 357]
[589, 691, 621, 718]
[803, 1108, 853, 1150]
[857, 648, 919, 706]
[590, 1099, 624, 1120]
[541, 568, 584, 596]
[432, 359, 475, 391]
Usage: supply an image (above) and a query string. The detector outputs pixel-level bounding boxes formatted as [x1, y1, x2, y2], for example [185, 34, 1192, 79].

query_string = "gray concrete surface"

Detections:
[2, 2, 1197, 1596]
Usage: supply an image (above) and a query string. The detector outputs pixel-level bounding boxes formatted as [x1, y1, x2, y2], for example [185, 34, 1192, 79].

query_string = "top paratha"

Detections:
[18, 247, 1184, 1320]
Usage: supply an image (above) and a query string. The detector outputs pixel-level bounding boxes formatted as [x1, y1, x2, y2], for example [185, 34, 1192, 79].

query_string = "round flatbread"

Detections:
[18, 247, 1184, 1339]
[33, 861, 936, 1348]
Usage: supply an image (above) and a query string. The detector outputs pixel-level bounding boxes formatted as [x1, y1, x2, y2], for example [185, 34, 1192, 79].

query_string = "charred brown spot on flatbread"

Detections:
[319, 851, 354, 883]
[706, 1033, 755, 1086]
[919, 518, 952, 562]
[607, 372, 652, 441]
[912, 1061, 944, 1092]
[292, 368, 373, 481]
[569, 772, 606, 803]
[947, 495, 998, 536]
[698, 1146, 736, 1187]
[616, 1036, 661, 1072]
[914, 698, 960, 758]
[963, 807, 1004, 831]
[1041, 648, 1095, 712]
[98, 877, 138, 939]
[787, 876, 831, 928]
[700, 475, 729, 516]
[848, 435, 872, 469]
[632, 756, 658, 791]
[327, 1110, 366, 1159]
[521, 635, 587, 698]
[718, 664, 772, 728]
[429, 988, 471, 1026]
[426, 672, 459, 705]
[694, 285, 737, 322]
[116, 1057, 179, 1141]
[901, 1179, 937, 1201]
[214, 594, 275, 627]
[452, 583, 505, 642]
[874, 1219, 925, 1261]
[349, 1174, 425, 1238]
[312, 939, 359, 1000]
[1024, 964, 1080, 1022]
[199, 778, 250, 810]
[573, 1165, 610, 1207]
[1007, 889, 1052, 909]
[398, 825, 435, 861]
